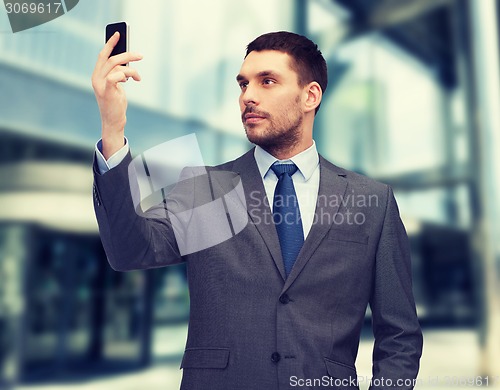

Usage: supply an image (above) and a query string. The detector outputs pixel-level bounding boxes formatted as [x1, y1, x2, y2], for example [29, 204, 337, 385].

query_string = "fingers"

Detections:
[105, 31, 120, 56]
[94, 31, 142, 78]
[106, 71, 129, 85]
[96, 31, 120, 69]
[106, 66, 142, 85]
[92, 50, 143, 93]
[93, 65, 141, 95]
[100, 52, 143, 77]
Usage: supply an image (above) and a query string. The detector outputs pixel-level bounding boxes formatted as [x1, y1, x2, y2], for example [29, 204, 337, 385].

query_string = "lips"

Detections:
[243, 111, 267, 124]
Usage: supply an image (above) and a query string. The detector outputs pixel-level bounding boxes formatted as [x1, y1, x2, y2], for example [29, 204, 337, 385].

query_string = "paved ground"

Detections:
[15, 327, 500, 390]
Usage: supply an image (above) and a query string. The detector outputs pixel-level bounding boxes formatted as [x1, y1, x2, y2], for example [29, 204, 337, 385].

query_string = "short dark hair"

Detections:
[245, 31, 328, 114]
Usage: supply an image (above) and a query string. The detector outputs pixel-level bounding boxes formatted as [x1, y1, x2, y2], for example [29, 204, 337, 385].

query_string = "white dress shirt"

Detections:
[95, 138, 130, 174]
[253, 143, 320, 239]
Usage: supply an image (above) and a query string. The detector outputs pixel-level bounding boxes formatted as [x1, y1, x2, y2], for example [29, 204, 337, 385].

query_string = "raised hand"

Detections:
[91, 31, 143, 159]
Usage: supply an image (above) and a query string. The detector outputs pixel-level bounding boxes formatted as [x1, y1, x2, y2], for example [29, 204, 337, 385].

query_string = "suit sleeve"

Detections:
[369, 185, 423, 389]
[94, 137, 130, 174]
[93, 151, 188, 271]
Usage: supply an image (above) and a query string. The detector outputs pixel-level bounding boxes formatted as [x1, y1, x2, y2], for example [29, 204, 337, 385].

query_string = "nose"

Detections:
[241, 83, 259, 106]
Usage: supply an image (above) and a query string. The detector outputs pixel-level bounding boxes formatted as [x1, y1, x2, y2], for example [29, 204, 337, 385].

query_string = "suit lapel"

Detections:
[231, 149, 286, 281]
[282, 155, 348, 292]
[213, 150, 347, 285]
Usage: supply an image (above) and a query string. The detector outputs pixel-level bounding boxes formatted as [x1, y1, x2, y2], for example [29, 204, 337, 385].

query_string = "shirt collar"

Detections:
[254, 141, 319, 181]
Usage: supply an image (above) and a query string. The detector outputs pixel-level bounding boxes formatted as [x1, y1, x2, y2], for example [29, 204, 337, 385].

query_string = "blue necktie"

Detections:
[271, 162, 304, 277]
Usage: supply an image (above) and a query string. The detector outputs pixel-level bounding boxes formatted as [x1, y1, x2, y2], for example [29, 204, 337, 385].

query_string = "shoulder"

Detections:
[320, 154, 389, 197]
[208, 148, 255, 173]
[319, 156, 397, 229]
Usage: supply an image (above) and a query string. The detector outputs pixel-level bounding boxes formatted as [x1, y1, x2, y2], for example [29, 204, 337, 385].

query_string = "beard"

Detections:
[243, 96, 303, 157]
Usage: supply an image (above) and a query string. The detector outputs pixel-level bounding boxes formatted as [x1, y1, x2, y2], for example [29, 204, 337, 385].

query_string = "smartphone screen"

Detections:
[105, 21, 129, 62]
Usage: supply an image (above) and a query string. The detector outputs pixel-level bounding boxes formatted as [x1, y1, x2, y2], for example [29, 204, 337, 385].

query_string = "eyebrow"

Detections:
[236, 70, 281, 82]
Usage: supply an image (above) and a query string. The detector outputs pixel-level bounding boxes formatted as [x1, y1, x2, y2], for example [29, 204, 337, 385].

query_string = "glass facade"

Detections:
[0, 0, 500, 388]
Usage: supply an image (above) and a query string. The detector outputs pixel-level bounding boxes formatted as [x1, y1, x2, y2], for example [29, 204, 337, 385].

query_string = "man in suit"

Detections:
[91, 31, 422, 389]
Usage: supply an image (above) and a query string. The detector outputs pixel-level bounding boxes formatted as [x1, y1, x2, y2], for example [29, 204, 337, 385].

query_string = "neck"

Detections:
[264, 138, 313, 160]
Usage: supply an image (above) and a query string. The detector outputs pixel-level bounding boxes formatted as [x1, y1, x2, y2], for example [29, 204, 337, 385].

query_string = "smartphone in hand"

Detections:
[105, 21, 129, 65]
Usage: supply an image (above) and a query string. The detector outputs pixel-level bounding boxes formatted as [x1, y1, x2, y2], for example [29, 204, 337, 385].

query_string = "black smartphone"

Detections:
[105, 21, 129, 64]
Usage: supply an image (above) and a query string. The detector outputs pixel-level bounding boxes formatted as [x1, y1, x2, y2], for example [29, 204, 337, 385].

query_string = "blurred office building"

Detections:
[1, 0, 500, 388]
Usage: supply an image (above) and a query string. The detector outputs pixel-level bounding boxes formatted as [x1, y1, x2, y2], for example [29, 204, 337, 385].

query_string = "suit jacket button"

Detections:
[271, 352, 281, 363]
[279, 294, 290, 304]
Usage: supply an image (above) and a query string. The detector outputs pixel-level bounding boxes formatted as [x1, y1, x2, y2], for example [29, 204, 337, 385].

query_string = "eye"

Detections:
[263, 79, 276, 85]
[238, 81, 248, 90]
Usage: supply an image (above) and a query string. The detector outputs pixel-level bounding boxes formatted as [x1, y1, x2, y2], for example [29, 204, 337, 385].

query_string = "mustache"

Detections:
[242, 107, 270, 121]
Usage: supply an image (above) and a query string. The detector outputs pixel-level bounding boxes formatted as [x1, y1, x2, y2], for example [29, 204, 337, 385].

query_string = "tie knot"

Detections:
[271, 162, 298, 178]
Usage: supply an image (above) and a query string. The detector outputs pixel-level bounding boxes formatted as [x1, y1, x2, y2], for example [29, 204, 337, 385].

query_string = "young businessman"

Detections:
[92, 31, 422, 389]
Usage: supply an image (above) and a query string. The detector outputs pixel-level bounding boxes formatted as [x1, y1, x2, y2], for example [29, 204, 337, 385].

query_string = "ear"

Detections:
[303, 82, 322, 114]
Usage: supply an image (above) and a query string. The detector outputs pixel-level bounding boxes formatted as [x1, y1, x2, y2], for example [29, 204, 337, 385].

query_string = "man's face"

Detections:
[237, 50, 304, 152]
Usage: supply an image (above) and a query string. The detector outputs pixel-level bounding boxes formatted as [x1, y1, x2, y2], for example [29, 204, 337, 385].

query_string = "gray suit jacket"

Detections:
[93, 148, 422, 390]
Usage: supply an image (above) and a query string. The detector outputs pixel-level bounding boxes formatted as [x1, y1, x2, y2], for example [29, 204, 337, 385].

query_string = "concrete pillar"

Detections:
[0, 224, 31, 388]
[467, 0, 500, 377]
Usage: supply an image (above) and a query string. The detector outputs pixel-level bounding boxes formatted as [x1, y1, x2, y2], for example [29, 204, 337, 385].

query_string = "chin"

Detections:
[244, 124, 258, 138]
[245, 126, 268, 144]
[246, 134, 279, 150]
